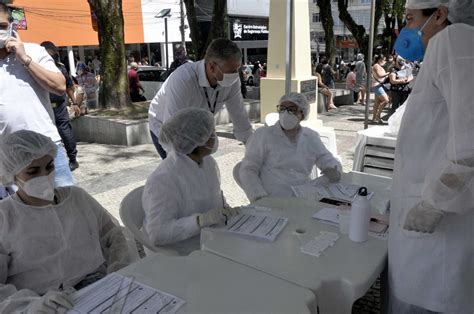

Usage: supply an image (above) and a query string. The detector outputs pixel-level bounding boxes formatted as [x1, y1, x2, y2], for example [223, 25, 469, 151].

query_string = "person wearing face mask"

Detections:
[388, 0, 474, 313]
[143, 108, 239, 255]
[148, 38, 253, 159]
[371, 54, 390, 124]
[0, 3, 74, 189]
[0, 130, 131, 313]
[239, 93, 342, 202]
[40, 41, 80, 172]
[165, 44, 189, 78]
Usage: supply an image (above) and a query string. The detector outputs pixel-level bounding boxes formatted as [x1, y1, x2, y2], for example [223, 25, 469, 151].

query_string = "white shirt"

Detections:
[0, 43, 61, 142]
[240, 123, 342, 202]
[0, 186, 129, 311]
[148, 60, 252, 142]
[143, 151, 222, 255]
[389, 24, 474, 312]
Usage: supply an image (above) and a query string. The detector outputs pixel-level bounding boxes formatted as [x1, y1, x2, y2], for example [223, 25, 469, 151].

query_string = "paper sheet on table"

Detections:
[68, 272, 185, 314]
[292, 181, 374, 203]
[312, 207, 389, 240]
[215, 213, 288, 242]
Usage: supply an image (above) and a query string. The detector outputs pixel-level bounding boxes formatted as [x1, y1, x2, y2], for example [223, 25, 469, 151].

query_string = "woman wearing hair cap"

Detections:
[389, 0, 474, 312]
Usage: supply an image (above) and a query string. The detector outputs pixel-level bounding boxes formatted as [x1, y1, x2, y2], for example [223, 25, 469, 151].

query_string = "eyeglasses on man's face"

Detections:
[276, 104, 300, 115]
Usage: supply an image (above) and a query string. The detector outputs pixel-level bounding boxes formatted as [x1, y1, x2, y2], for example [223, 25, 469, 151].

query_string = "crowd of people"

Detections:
[0, 0, 472, 313]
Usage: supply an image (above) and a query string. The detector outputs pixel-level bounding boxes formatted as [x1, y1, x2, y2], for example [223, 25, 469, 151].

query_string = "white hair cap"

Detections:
[159, 108, 215, 155]
[279, 92, 310, 120]
[406, 0, 449, 9]
[0, 130, 57, 185]
[356, 53, 364, 61]
[448, 0, 474, 26]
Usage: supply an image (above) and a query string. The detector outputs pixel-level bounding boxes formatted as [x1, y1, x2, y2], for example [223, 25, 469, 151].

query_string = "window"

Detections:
[312, 13, 320, 23]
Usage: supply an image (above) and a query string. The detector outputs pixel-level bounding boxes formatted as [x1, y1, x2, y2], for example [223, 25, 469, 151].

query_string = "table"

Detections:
[201, 172, 392, 314]
[353, 126, 397, 177]
[119, 250, 318, 313]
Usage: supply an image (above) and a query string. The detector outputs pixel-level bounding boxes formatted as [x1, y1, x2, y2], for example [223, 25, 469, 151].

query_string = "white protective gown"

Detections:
[240, 123, 341, 201]
[389, 24, 474, 313]
[0, 186, 130, 312]
[143, 151, 222, 255]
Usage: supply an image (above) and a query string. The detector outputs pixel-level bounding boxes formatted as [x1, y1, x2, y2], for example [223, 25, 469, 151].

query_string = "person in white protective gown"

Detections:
[0, 130, 131, 313]
[389, 0, 474, 312]
[143, 108, 239, 255]
[239, 92, 342, 202]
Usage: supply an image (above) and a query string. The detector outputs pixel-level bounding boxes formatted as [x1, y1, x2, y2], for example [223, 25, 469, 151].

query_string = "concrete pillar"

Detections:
[243, 48, 248, 64]
[261, 0, 321, 127]
[67, 46, 76, 76]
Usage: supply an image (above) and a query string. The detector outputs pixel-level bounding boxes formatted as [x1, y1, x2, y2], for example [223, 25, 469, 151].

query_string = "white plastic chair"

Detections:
[233, 161, 243, 189]
[119, 186, 177, 256]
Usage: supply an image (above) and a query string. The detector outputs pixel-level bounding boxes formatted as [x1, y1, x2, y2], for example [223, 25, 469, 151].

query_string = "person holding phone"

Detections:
[0, 3, 74, 188]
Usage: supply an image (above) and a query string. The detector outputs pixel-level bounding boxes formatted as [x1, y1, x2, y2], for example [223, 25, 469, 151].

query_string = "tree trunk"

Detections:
[184, 1, 227, 59]
[317, 0, 336, 64]
[337, 0, 386, 59]
[88, 0, 131, 109]
[183, 0, 205, 58]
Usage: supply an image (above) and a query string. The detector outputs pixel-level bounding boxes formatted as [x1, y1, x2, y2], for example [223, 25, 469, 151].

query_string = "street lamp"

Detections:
[155, 8, 172, 69]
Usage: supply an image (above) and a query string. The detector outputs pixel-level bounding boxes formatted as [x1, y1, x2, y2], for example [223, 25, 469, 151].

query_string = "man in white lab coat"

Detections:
[389, 0, 474, 312]
[148, 38, 253, 158]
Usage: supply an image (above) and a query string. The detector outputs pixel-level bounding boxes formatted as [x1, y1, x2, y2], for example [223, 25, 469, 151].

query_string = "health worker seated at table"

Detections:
[0, 130, 131, 313]
[143, 108, 238, 256]
[240, 92, 342, 202]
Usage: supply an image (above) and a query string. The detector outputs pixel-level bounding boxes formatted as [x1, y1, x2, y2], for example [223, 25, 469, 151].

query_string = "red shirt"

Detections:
[128, 69, 140, 93]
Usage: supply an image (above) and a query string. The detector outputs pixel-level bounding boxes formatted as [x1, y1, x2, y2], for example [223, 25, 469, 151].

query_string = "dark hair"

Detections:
[321, 57, 328, 64]
[349, 64, 356, 71]
[40, 41, 59, 55]
[373, 54, 385, 64]
[421, 8, 437, 17]
[0, 3, 13, 22]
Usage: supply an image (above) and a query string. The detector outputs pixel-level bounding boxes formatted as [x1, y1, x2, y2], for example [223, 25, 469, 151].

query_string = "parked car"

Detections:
[241, 65, 254, 86]
[137, 66, 167, 100]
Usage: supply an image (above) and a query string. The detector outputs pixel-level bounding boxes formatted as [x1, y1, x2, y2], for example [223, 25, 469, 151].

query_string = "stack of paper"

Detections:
[292, 181, 374, 203]
[300, 231, 339, 257]
[216, 214, 288, 242]
[312, 207, 389, 239]
[68, 273, 185, 313]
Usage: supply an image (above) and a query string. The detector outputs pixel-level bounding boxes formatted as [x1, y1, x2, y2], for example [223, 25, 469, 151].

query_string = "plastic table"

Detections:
[119, 250, 318, 313]
[201, 171, 392, 314]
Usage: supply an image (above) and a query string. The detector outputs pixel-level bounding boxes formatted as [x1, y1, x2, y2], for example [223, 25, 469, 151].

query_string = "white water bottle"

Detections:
[349, 187, 371, 242]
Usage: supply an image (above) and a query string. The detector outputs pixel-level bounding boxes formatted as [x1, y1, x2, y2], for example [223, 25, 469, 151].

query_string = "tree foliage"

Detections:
[317, 0, 336, 64]
[381, 0, 406, 53]
[88, 0, 130, 109]
[183, 0, 227, 59]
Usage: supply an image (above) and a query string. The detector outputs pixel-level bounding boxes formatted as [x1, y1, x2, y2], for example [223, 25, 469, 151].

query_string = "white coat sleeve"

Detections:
[0, 211, 41, 313]
[76, 188, 132, 273]
[312, 133, 342, 172]
[224, 83, 253, 143]
[239, 130, 269, 202]
[143, 174, 200, 246]
[421, 33, 474, 215]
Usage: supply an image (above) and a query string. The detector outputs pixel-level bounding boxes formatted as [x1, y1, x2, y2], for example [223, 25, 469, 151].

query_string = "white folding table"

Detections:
[119, 250, 318, 313]
[201, 172, 392, 314]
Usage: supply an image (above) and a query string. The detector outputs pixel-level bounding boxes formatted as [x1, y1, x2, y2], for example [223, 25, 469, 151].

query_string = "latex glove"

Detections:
[322, 166, 342, 183]
[197, 208, 226, 228]
[27, 290, 74, 314]
[403, 202, 444, 233]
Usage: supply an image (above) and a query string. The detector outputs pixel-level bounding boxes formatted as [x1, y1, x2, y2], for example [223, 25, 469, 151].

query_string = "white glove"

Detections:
[403, 202, 444, 233]
[27, 290, 74, 314]
[197, 208, 226, 228]
[322, 166, 342, 183]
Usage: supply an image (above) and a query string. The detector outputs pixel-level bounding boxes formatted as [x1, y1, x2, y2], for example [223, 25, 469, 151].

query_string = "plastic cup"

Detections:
[338, 209, 351, 234]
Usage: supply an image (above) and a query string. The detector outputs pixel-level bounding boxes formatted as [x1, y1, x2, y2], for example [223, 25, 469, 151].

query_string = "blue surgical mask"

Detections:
[394, 13, 434, 62]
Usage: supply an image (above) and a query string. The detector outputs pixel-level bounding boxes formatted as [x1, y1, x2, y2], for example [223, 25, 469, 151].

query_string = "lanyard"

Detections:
[203, 87, 219, 114]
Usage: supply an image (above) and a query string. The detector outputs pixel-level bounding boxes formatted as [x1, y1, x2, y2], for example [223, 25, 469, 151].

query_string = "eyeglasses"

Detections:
[276, 105, 300, 115]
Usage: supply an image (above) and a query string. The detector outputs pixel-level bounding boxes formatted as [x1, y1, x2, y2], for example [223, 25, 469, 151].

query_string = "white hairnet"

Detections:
[357, 53, 364, 61]
[406, 0, 449, 9]
[448, 0, 474, 25]
[279, 92, 310, 119]
[159, 108, 215, 154]
[0, 130, 57, 185]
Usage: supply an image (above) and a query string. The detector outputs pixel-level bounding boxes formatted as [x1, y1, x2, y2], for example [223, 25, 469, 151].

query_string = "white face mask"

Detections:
[205, 135, 219, 154]
[17, 171, 56, 201]
[215, 63, 239, 87]
[0, 29, 9, 49]
[279, 111, 300, 130]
